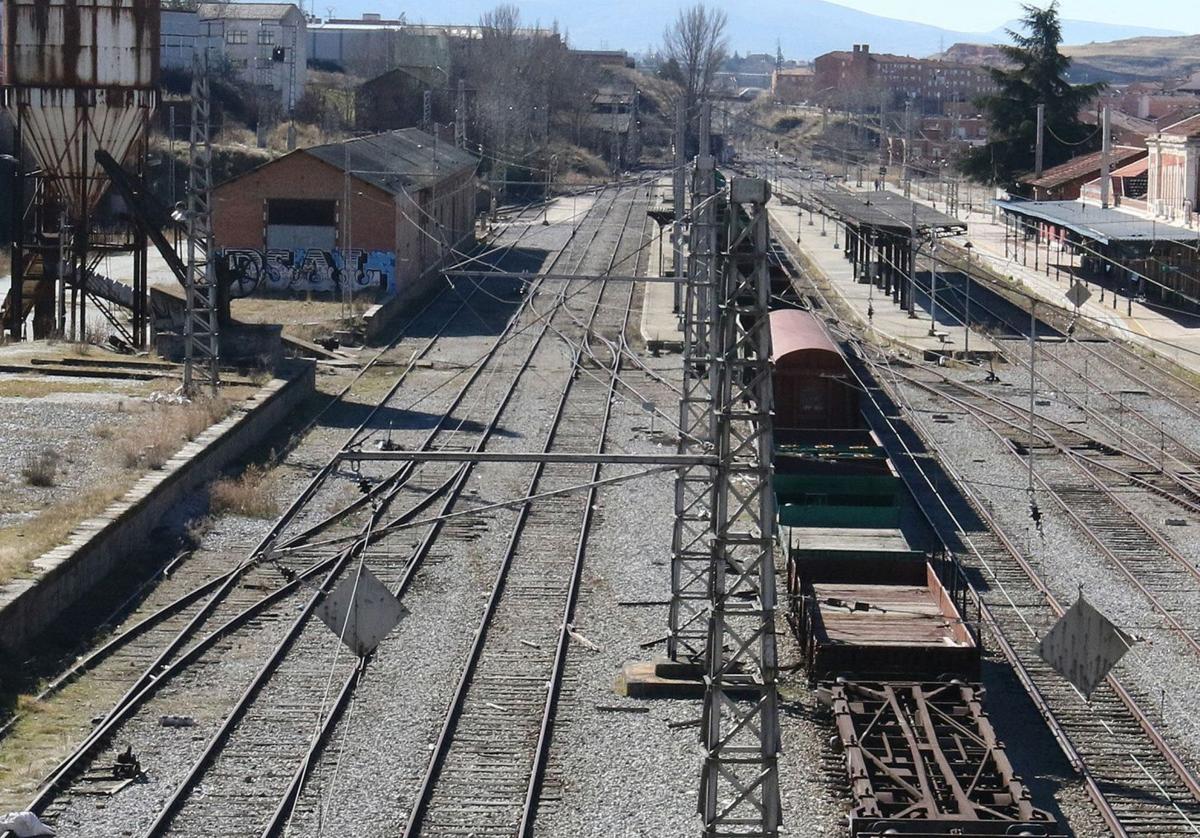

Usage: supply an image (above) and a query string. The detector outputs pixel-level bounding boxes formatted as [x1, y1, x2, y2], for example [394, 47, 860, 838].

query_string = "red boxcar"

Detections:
[770, 309, 859, 430]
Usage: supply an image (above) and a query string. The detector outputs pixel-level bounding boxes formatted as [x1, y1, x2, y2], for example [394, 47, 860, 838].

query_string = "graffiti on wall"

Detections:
[220, 249, 397, 298]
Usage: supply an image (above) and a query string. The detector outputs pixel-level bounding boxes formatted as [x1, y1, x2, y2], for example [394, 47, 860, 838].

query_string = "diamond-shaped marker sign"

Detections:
[317, 565, 407, 657]
[1065, 281, 1091, 310]
[1038, 594, 1134, 699]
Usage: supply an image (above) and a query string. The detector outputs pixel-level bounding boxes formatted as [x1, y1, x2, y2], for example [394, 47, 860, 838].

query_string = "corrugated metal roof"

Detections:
[304, 128, 479, 196]
[198, 2, 298, 21]
[811, 190, 963, 233]
[996, 200, 1200, 245]
[1021, 146, 1145, 190]
[770, 309, 841, 364]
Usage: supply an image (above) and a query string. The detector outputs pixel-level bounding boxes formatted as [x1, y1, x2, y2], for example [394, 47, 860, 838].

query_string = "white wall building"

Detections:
[197, 2, 308, 110]
[1146, 114, 1200, 224]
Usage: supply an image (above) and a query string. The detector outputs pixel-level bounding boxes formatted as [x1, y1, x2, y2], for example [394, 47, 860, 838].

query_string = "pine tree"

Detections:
[960, 2, 1104, 187]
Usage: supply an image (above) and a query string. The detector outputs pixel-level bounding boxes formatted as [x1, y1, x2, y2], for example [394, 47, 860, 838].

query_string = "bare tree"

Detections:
[662, 4, 728, 128]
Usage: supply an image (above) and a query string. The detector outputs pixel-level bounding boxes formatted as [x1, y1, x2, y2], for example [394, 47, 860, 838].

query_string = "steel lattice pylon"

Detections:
[699, 179, 780, 836]
[668, 103, 718, 663]
[183, 47, 220, 396]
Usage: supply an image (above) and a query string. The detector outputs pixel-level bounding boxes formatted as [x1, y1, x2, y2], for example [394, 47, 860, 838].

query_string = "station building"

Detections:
[211, 128, 479, 301]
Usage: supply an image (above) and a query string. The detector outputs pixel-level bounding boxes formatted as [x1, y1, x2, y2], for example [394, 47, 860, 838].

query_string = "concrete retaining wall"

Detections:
[361, 229, 478, 345]
[0, 363, 316, 660]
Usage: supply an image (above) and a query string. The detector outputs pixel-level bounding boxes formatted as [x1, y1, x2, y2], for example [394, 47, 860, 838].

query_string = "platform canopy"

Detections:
[811, 190, 965, 235]
[996, 199, 1200, 246]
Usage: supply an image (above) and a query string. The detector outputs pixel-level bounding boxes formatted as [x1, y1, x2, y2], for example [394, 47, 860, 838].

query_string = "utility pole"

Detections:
[287, 22, 297, 151]
[907, 202, 918, 318]
[671, 100, 686, 312]
[183, 47, 220, 397]
[699, 175, 780, 838]
[669, 101, 718, 666]
[454, 80, 466, 149]
[902, 100, 913, 198]
[963, 241, 973, 357]
[1100, 105, 1112, 209]
[928, 233, 939, 336]
[422, 89, 432, 133]
[1034, 103, 1045, 179]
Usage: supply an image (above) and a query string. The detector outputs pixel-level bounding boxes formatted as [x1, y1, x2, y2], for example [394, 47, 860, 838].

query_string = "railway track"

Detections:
[14, 181, 654, 837]
[401, 190, 646, 838]
[789, 232, 1200, 837]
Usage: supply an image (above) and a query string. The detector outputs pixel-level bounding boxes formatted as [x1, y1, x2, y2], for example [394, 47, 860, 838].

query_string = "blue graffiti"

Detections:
[220, 248, 396, 297]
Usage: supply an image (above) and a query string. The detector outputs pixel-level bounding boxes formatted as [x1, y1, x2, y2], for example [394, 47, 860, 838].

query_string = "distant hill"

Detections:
[1063, 35, 1200, 83]
[335, 0, 1189, 59]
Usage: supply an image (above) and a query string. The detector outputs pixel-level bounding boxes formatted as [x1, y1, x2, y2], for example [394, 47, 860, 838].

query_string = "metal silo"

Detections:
[1, 0, 159, 341]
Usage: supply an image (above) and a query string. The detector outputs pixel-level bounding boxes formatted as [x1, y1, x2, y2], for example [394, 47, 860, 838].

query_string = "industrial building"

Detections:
[212, 128, 479, 300]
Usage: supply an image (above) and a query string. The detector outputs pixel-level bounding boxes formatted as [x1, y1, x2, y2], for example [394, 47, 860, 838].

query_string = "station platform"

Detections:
[873, 182, 1200, 376]
[767, 202, 1003, 361]
[639, 182, 684, 351]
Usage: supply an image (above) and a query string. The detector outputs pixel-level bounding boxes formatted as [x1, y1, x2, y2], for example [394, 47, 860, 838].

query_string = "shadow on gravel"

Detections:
[319, 402, 520, 439]
[909, 269, 1064, 339]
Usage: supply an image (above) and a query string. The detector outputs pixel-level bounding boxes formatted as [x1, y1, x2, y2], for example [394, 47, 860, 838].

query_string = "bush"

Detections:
[209, 465, 279, 518]
[22, 448, 61, 487]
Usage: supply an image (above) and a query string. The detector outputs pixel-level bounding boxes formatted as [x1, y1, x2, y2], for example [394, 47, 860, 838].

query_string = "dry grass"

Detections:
[0, 485, 127, 584]
[115, 396, 231, 470]
[0, 250, 10, 277]
[21, 448, 60, 487]
[209, 464, 279, 518]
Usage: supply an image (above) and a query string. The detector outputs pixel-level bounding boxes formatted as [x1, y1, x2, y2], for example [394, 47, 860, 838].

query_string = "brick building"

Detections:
[1017, 146, 1147, 202]
[212, 129, 479, 299]
[1146, 114, 1200, 222]
[813, 44, 994, 114]
[771, 67, 815, 104]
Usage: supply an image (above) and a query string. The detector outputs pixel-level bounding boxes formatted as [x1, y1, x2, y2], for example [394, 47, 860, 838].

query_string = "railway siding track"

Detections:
[14, 185, 651, 838]
[794, 240, 1200, 837]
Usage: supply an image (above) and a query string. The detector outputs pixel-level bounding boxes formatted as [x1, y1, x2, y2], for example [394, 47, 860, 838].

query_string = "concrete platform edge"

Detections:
[0, 361, 317, 660]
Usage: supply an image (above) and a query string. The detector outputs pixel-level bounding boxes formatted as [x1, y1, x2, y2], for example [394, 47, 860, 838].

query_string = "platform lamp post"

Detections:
[963, 241, 973, 357]
[928, 234, 939, 336]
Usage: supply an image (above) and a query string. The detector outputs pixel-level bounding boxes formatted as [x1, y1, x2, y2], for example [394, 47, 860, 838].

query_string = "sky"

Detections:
[830, 0, 1198, 32]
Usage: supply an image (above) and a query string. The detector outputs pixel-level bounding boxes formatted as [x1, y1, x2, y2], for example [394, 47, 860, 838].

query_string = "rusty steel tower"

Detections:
[0, 0, 158, 345]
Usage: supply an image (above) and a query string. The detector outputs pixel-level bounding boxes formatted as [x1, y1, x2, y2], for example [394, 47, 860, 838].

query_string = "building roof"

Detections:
[1110, 158, 1149, 178]
[1161, 113, 1200, 138]
[770, 309, 841, 364]
[996, 200, 1200, 245]
[1021, 146, 1146, 190]
[811, 190, 964, 234]
[304, 129, 479, 195]
[198, 2, 298, 21]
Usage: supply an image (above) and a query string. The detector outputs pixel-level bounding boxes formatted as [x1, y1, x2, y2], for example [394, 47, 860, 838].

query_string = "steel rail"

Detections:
[788, 224, 1200, 836]
[890, 363, 1200, 661]
[401, 184, 642, 838]
[249, 185, 637, 836]
[139, 186, 632, 837]
[15, 199, 572, 824]
[520, 203, 648, 838]
[4, 200, 547, 731]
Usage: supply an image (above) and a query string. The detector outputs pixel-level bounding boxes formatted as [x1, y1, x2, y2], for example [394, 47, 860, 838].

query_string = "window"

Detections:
[226, 29, 248, 45]
[258, 29, 275, 45]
